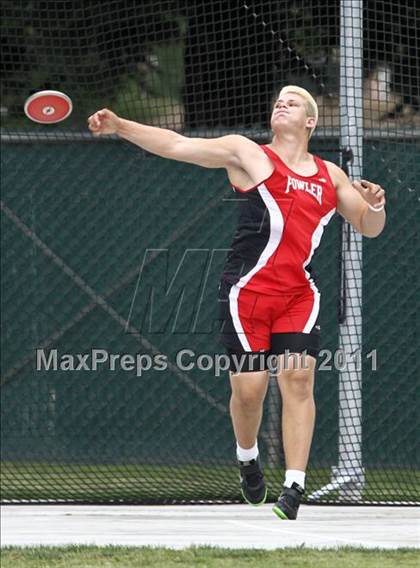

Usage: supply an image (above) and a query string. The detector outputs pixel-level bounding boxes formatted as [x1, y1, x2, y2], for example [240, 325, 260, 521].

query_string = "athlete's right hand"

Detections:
[88, 108, 121, 136]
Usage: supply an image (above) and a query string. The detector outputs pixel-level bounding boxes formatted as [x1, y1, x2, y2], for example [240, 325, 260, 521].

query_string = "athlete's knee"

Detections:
[230, 370, 268, 411]
[231, 390, 265, 413]
[230, 381, 267, 412]
[278, 366, 315, 401]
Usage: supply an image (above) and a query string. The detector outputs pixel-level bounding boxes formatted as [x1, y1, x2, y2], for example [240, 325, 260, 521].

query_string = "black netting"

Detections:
[1, 1, 419, 505]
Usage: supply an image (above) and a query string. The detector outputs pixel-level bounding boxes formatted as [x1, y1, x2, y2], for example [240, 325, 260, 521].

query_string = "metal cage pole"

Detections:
[308, 0, 365, 502]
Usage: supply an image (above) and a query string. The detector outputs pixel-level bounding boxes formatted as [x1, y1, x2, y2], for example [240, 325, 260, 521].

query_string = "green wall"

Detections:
[1, 138, 419, 502]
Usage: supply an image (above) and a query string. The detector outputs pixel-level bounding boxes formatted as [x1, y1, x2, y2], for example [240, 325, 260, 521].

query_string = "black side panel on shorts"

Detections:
[218, 279, 244, 353]
[221, 189, 270, 285]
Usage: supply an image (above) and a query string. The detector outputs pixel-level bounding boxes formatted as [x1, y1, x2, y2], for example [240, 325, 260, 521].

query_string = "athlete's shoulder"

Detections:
[220, 134, 260, 150]
[221, 134, 267, 163]
[319, 159, 346, 186]
[322, 159, 340, 170]
[321, 159, 343, 174]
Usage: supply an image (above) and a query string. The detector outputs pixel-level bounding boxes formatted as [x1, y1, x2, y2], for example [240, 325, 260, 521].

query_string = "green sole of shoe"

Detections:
[241, 486, 268, 507]
[272, 504, 289, 519]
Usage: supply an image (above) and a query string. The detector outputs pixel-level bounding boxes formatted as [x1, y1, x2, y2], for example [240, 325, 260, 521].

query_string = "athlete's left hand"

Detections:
[352, 179, 386, 209]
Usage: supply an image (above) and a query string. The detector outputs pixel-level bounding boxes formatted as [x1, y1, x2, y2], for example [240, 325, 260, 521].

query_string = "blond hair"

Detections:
[278, 85, 318, 138]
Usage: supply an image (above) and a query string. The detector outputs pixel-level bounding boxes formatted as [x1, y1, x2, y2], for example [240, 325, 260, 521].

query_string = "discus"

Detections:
[24, 90, 73, 124]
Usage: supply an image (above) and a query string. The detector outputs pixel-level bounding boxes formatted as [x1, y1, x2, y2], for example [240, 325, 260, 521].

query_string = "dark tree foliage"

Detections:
[1, 0, 418, 126]
[364, 0, 420, 111]
[1, 0, 182, 119]
[183, 0, 419, 127]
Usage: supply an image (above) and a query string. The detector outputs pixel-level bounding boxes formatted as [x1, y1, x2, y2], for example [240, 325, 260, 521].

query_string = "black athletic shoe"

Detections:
[238, 455, 267, 506]
[272, 482, 305, 520]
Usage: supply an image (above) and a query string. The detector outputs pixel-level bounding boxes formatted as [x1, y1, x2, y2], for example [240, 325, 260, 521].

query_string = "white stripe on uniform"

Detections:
[229, 184, 284, 351]
[302, 208, 336, 333]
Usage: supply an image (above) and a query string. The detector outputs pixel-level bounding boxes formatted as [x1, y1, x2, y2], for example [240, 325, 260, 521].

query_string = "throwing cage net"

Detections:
[1, 1, 419, 504]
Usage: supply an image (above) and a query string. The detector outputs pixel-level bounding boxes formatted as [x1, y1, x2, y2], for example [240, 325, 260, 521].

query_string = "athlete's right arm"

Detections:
[87, 108, 259, 171]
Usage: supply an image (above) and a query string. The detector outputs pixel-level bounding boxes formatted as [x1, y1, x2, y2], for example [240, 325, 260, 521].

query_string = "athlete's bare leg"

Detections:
[229, 370, 269, 449]
[276, 353, 316, 471]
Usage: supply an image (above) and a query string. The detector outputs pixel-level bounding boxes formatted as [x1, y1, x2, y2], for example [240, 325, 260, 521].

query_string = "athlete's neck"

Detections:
[269, 133, 311, 167]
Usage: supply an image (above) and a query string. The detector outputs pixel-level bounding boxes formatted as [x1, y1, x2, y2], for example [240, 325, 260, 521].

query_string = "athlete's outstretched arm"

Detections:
[326, 161, 386, 238]
[87, 108, 260, 170]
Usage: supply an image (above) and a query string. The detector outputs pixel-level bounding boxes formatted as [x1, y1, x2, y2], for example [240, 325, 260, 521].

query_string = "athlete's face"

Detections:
[270, 94, 316, 137]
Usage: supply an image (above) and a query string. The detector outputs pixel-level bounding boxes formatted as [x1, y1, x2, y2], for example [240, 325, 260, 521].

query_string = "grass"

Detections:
[1, 462, 419, 504]
[1, 546, 419, 568]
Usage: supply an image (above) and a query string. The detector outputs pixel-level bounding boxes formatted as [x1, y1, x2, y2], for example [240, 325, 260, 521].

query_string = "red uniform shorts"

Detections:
[218, 279, 321, 371]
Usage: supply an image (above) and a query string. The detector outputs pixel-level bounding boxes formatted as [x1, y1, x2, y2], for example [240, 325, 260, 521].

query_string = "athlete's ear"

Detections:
[306, 116, 316, 130]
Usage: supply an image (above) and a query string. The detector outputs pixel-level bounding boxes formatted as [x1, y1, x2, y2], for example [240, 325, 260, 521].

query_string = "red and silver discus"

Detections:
[24, 90, 73, 124]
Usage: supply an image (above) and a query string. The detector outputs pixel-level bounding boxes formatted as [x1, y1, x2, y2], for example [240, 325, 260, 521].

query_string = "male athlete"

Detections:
[88, 86, 386, 519]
